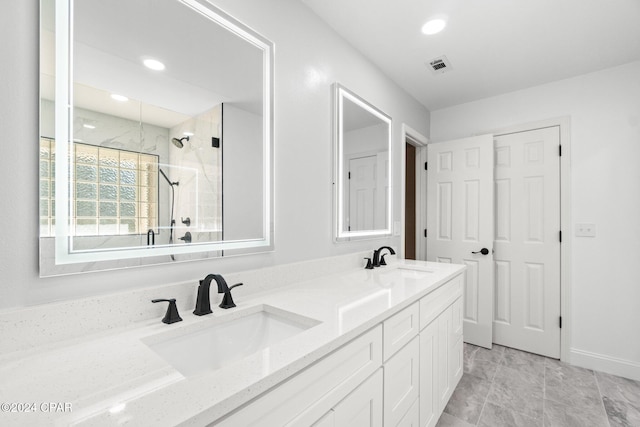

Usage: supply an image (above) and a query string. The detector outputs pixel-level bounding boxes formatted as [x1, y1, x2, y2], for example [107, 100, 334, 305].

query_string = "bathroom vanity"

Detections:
[0, 255, 464, 426]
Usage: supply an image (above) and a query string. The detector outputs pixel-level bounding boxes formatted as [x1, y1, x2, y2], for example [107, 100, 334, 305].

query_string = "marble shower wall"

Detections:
[168, 104, 223, 245]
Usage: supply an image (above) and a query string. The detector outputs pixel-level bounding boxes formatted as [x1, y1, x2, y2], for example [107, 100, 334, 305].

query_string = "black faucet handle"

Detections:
[364, 257, 374, 269]
[229, 282, 244, 291]
[152, 299, 183, 324]
[380, 254, 388, 266]
[219, 283, 242, 309]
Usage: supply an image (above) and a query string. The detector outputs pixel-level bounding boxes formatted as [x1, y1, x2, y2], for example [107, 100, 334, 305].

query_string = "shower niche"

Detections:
[39, 0, 273, 275]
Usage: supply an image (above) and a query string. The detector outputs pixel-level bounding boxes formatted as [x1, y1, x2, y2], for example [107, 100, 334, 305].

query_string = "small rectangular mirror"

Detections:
[333, 84, 392, 240]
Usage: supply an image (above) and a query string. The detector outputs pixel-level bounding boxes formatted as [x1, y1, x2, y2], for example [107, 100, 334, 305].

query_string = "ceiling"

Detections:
[41, 0, 264, 128]
[301, 0, 640, 111]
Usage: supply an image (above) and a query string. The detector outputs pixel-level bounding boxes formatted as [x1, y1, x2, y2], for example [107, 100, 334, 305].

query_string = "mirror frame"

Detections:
[48, 0, 274, 265]
[332, 83, 393, 241]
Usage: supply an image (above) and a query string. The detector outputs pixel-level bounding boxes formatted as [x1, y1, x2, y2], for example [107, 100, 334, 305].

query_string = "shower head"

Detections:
[171, 136, 189, 148]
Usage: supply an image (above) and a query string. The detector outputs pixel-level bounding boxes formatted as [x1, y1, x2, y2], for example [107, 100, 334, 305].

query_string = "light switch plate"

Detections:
[575, 223, 596, 237]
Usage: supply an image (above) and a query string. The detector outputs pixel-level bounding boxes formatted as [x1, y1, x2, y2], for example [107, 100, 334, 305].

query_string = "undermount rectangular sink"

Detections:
[380, 266, 434, 280]
[143, 305, 320, 377]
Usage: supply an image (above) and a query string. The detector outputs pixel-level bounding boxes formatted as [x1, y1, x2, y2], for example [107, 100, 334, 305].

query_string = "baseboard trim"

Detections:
[569, 348, 640, 381]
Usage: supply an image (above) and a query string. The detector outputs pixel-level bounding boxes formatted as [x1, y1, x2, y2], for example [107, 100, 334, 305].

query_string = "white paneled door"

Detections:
[348, 155, 376, 231]
[427, 135, 494, 348]
[493, 127, 561, 358]
[348, 152, 388, 231]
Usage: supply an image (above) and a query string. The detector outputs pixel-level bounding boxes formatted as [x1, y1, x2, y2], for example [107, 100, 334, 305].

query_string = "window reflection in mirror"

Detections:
[39, 0, 273, 274]
[333, 84, 392, 240]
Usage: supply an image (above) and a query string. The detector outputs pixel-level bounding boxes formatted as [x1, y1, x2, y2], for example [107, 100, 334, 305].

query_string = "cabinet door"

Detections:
[312, 410, 335, 427]
[419, 321, 439, 427]
[450, 335, 464, 388]
[437, 305, 452, 410]
[396, 398, 419, 427]
[450, 298, 464, 388]
[384, 336, 420, 427]
[334, 369, 383, 427]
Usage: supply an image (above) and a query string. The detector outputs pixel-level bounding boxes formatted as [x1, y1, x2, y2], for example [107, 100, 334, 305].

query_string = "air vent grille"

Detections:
[427, 55, 452, 74]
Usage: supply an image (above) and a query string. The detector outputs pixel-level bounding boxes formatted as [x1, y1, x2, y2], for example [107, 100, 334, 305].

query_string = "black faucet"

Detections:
[151, 298, 182, 324]
[372, 246, 396, 267]
[193, 274, 244, 315]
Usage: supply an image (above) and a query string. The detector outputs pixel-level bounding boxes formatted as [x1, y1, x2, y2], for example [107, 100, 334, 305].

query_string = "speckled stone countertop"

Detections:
[0, 258, 464, 426]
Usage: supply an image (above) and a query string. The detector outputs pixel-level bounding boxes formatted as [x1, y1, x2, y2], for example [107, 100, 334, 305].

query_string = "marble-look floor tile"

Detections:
[477, 402, 541, 427]
[544, 397, 609, 427]
[436, 412, 475, 427]
[443, 374, 492, 424]
[465, 343, 505, 364]
[544, 361, 603, 408]
[602, 396, 640, 427]
[464, 357, 499, 381]
[500, 346, 546, 379]
[486, 365, 544, 419]
[596, 371, 640, 407]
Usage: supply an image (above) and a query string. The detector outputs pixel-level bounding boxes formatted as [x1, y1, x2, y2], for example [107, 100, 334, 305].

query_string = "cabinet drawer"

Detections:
[215, 325, 382, 426]
[384, 336, 419, 427]
[383, 302, 419, 361]
[419, 274, 463, 330]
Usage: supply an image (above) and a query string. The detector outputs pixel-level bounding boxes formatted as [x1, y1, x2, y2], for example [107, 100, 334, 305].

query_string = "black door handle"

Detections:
[472, 248, 489, 255]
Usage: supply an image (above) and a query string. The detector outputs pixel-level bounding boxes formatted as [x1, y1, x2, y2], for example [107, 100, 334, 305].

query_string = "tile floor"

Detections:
[436, 343, 640, 427]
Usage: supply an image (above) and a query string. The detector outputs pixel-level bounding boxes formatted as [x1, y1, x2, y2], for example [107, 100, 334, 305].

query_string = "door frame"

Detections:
[400, 124, 429, 261]
[485, 116, 572, 362]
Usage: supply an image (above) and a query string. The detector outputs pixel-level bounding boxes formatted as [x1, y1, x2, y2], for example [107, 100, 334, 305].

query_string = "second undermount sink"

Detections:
[143, 305, 320, 377]
[379, 265, 434, 280]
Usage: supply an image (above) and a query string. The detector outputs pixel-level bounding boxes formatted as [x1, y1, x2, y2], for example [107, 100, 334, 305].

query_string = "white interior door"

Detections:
[427, 135, 494, 348]
[493, 127, 561, 358]
[348, 155, 376, 231]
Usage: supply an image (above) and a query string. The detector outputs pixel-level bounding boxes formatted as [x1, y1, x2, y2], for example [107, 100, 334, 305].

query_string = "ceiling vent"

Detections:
[427, 55, 452, 74]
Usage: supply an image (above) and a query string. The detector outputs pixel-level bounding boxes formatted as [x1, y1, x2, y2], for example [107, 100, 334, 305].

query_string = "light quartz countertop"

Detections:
[0, 259, 465, 427]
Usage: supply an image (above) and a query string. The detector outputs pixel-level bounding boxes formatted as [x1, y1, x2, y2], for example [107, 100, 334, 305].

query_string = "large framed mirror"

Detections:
[333, 84, 392, 241]
[39, 0, 273, 275]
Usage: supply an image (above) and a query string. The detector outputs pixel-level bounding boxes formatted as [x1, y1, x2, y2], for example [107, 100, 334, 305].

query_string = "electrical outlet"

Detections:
[575, 223, 596, 237]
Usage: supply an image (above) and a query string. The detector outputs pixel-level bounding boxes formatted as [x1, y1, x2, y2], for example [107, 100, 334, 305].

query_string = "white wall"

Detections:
[431, 60, 640, 378]
[222, 103, 263, 241]
[0, 0, 429, 308]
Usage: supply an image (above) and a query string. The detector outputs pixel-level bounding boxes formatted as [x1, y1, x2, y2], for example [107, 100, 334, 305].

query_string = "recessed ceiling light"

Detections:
[83, 124, 96, 129]
[143, 58, 165, 71]
[422, 19, 446, 35]
[110, 94, 129, 102]
[183, 132, 194, 136]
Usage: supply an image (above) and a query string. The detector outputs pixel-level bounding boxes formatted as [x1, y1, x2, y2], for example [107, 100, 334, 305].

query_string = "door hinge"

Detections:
[424, 161, 428, 170]
[559, 145, 562, 156]
[559, 316, 562, 328]
[424, 229, 427, 238]
[348, 171, 351, 179]
[559, 230, 562, 243]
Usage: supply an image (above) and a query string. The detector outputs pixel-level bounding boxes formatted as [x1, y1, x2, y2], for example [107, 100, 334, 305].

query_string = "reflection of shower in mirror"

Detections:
[171, 136, 189, 149]
[159, 168, 179, 250]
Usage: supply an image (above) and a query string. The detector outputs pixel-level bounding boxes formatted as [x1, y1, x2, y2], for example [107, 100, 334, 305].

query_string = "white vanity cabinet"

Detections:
[419, 274, 464, 427]
[214, 326, 383, 427]
[211, 272, 464, 427]
[382, 303, 420, 427]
